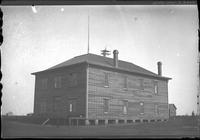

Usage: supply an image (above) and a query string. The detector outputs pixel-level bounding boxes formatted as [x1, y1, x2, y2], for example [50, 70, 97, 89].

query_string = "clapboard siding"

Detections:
[34, 64, 87, 118]
[87, 66, 169, 120]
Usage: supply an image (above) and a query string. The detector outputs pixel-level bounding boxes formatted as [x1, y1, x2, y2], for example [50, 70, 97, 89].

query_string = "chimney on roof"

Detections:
[113, 50, 119, 68]
[157, 61, 162, 76]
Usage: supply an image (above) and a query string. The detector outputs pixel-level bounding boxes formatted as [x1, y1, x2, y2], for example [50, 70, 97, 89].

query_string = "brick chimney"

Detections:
[157, 61, 162, 76]
[113, 50, 119, 68]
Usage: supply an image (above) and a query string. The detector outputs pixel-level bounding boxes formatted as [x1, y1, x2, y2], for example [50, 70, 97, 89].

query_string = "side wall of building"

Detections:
[33, 64, 87, 118]
[87, 66, 169, 120]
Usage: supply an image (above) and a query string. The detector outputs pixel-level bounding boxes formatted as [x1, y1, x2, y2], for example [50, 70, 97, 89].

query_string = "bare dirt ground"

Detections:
[1, 118, 200, 138]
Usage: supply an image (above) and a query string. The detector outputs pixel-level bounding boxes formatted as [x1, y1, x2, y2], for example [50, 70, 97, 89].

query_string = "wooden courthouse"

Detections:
[32, 50, 171, 125]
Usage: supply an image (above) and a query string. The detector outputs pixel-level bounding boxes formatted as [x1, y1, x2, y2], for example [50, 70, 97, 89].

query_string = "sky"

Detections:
[1, 5, 199, 115]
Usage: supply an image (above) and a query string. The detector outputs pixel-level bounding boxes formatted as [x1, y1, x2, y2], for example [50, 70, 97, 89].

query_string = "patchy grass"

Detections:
[2, 117, 200, 138]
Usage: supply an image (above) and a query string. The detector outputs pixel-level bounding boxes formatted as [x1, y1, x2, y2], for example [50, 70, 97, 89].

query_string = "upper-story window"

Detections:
[54, 76, 62, 88]
[104, 72, 109, 87]
[69, 73, 78, 87]
[154, 81, 158, 94]
[139, 79, 144, 90]
[123, 76, 128, 89]
[40, 78, 48, 89]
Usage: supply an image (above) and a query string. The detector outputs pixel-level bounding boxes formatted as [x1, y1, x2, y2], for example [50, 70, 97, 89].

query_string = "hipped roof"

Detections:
[32, 53, 171, 80]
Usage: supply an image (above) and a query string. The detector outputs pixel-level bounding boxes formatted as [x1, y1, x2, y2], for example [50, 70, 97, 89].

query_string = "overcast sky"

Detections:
[1, 5, 198, 115]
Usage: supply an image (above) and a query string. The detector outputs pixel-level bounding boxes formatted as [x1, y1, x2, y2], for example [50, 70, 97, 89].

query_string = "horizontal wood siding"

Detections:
[88, 66, 169, 120]
[34, 64, 87, 118]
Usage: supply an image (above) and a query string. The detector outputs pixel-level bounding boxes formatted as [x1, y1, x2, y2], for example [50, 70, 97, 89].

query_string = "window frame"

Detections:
[123, 76, 128, 89]
[103, 98, 109, 113]
[104, 72, 109, 88]
[40, 78, 48, 89]
[140, 101, 144, 115]
[68, 99, 77, 113]
[40, 101, 47, 113]
[69, 73, 78, 87]
[54, 76, 62, 88]
[154, 103, 159, 115]
[139, 79, 144, 90]
[53, 96, 62, 112]
[122, 100, 128, 115]
[154, 81, 158, 94]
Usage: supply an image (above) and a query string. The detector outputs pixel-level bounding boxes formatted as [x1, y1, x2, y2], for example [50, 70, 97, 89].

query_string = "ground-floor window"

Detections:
[53, 96, 62, 112]
[123, 100, 128, 114]
[154, 104, 159, 115]
[40, 101, 47, 113]
[103, 98, 109, 113]
[140, 102, 144, 115]
[68, 99, 77, 113]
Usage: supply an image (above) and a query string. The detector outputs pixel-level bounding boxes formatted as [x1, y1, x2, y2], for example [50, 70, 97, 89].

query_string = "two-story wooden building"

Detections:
[32, 50, 171, 125]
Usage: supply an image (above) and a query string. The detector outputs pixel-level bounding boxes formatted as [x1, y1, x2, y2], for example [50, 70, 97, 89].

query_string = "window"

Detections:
[69, 73, 78, 87]
[54, 76, 62, 88]
[69, 103, 73, 112]
[154, 81, 158, 94]
[140, 102, 144, 115]
[154, 104, 159, 115]
[104, 73, 109, 87]
[53, 96, 61, 112]
[103, 98, 109, 113]
[139, 79, 144, 90]
[40, 101, 47, 113]
[123, 76, 128, 89]
[68, 99, 76, 113]
[40, 78, 48, 89]
[123, 100, 128, 114]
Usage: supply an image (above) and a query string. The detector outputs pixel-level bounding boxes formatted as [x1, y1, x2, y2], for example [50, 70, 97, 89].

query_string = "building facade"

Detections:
[32, 50, 171, 124]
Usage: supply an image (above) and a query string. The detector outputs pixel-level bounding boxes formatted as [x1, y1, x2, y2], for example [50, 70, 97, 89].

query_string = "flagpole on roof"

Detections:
[87, 14, 90, 54]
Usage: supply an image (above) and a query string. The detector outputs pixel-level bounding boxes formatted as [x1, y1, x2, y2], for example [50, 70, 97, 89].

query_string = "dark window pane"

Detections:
[104, 73, 109, 87]
[123, 100, 128, 114]
[54, 76, 62, 88]
[140, 102, 144, 114]
[39, 78, 48, 89]
[124, 76, 128, 89]
[104, 99, 109, 113]
[140, 79, 144, 90]
[69, 73, 78, 87]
